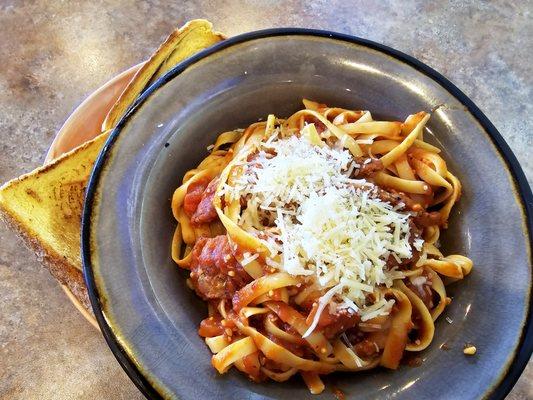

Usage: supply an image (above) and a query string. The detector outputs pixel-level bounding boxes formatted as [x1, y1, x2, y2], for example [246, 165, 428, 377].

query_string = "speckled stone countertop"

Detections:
[0, 1, 531, 399]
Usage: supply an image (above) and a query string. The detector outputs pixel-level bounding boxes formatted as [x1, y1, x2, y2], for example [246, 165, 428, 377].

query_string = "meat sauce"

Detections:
[198, 315, 225, 337]
[348, 160, 446, 229]
[354, 339, 379, 357]
[240, 352, 263, 382]
[373, 185, 444, 228]
[405, 273, 434, 310]
[183, 177, 219, 226]
[183, 179, 208, 215]
[413, 210, 442, 227]
[305, 303, 360, 339]
[343, 329, 380, 358]
[185, 169, 437, 359]
[386, 219, 422, 269]
[189, 235, 251, 301]
[198, 310, 239, 337]
[353, 157, 384, 178]
[372, 185, 417, 210]
[306, 117, 327, 133]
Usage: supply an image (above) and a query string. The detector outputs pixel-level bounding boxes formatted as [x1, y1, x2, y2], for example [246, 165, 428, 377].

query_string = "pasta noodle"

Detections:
[170, 100, 473, 394]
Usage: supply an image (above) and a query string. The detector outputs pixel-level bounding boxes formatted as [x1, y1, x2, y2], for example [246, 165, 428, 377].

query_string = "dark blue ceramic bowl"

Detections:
[82, 29, 532, 400]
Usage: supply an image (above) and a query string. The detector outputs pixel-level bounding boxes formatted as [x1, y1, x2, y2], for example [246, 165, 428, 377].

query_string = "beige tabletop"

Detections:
[0, 1, 531, 399]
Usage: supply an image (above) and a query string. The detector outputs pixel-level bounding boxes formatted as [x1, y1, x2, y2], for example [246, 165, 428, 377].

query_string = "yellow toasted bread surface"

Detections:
[102, 19, 225, 131]
[149, 21, 225, 84]
[0, 133, 109, 308]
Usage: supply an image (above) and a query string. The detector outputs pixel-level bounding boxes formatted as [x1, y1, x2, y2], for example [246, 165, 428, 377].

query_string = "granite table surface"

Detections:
[0, 1, 531, 399]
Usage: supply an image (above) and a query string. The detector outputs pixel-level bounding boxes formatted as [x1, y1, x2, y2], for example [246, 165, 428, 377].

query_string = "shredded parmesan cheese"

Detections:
[240, 252, 259, 266]
[410, 276, 427, 287]
[222, 131, 423, 334]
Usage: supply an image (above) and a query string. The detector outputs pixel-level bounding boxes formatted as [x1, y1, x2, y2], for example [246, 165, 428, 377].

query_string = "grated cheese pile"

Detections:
[221, 129, 422, 336]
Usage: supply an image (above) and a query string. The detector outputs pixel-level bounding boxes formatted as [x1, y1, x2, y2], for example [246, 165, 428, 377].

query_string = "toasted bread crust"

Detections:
[0, 207, 91, 311]
[0, 134, 109, 314]
[102, 19, 225, 131]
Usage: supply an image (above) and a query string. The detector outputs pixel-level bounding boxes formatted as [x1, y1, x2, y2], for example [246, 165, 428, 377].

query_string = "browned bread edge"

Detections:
[0, 188, 92, 312]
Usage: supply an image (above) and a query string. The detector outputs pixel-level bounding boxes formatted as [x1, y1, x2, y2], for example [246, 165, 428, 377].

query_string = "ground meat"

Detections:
[354, 339, 379, 357]
[189, 236, 251, 301]
[323, 310, 361, 339]
[413, 210, 442, 227]
[183, 177, 219, 226]
[405, 273, 434, 309]
[183, 179, 209, 216]
[371, 186, 418, 210]
[386, 219, 422, 269]
[306, 304, 361, 339]
[198, 310, 238, 337]
[367, 182, 442, 228]
[342, 329, 379, 357]
[368, 187, 441, 267]
[198, 315, 225, 337]
[353, 157, 384, 178]
[306, 116, 327, 133]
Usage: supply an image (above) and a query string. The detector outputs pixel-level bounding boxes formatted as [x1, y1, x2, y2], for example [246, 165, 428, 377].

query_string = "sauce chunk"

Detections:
[183, 177, 219, 226]
[189, 235, 251, 301]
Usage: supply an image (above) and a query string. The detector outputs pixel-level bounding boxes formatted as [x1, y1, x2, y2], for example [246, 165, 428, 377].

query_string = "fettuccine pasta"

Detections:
[170, 100, 472, 394]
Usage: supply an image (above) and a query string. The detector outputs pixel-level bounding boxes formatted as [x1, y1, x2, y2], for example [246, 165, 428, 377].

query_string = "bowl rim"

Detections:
[82, 27, 533, 400]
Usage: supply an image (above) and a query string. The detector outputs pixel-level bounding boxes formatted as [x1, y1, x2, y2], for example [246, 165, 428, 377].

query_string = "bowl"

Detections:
[82, 29, 532, 400]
